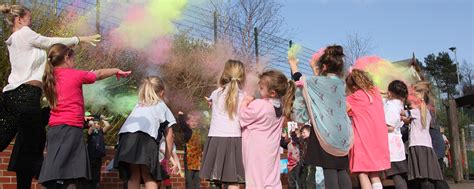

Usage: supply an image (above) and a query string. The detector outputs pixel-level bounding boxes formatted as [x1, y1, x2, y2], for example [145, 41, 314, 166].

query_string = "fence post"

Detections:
[254, 27, 259, 64]
[54, 0, 58, 15]
[461, 128, 470, 180]
[448, 99, 463, 182]
[96, 0, 100, 34]
[213, 11, 218, 44]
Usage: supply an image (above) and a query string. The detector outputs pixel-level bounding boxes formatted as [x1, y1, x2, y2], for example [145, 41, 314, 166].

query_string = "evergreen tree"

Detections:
[423, 52, 459, 97]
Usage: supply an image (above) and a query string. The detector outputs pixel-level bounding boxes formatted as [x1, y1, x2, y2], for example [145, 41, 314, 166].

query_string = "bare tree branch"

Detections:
[343, 33, 375, 66]
[209, 0, 286, 59]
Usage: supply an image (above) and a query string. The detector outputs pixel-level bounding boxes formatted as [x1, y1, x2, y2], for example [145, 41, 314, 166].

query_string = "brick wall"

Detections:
[0, 145, 289, 189]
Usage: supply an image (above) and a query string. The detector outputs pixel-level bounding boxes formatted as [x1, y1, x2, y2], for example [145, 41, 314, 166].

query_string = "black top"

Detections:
[87, 128, 106, 158]
[177, 114, 193, 143]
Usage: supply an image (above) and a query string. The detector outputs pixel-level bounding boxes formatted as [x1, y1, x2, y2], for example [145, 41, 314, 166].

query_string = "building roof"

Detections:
[455, 94, 474, 108]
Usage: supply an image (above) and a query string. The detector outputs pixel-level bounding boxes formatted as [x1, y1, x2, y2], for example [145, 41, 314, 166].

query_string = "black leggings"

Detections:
[323, 169, 352, 189]
[393, 174, 408, 189]
[1, 85, 47, 188]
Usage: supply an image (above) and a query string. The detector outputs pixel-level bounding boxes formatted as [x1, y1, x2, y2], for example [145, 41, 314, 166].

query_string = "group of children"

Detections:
[282, 45, 446, 189]
[0, 2, 450, 189]
[36, 44, 448, 189]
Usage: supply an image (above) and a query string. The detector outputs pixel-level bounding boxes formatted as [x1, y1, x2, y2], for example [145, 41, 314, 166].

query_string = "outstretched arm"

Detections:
[93, 68, 131, 81]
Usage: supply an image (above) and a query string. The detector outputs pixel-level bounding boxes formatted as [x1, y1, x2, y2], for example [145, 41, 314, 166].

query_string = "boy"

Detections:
[179, 111, 204, 189]
[86, 114, 112, 189]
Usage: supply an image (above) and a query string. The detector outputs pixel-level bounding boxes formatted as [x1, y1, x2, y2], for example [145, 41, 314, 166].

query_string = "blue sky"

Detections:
[277, 0, 473, 65]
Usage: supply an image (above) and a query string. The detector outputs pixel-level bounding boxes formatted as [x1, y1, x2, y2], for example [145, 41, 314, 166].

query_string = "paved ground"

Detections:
[448, 181, 474, 189]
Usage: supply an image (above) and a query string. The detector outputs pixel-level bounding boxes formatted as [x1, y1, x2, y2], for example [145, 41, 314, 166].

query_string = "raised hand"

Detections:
[79, 34, 101, 46]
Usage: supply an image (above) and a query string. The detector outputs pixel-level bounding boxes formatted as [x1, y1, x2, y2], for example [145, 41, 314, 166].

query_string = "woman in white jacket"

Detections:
[0, 4, 99, 189]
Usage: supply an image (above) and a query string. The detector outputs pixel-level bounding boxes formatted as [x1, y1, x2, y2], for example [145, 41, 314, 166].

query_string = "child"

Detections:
[114, 76, 177, 189]
[200, 60, 246, 189]
[38, 44, 130, 188]
[384, 80, 409, 189]
[178, 111, 204, 189]
[300, 125, 311, 139]
[406, 82, 444, 189]
[286, 126, 302, 189]
[159, 141, 181, 189]
[299, 125, 315, 187]
[240, 70, 295, 189]
[86, 114, 113, 189]
[345, 69, 390, 189]
[288, 45, 353, 189]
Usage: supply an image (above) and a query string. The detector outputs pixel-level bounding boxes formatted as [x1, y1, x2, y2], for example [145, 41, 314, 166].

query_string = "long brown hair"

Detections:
[138, 76, 166, 106]
[0, 4, 29, 27]
[259, 70, 296, 118]
[219, 59, 246, 120]
[43, 44, 74, 109]
[318, 45, 345, 76]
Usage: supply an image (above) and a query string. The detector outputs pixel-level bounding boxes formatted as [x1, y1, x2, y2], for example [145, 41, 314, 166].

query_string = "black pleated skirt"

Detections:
[385, 160, 408, 177]
[113, 132, 164, 181]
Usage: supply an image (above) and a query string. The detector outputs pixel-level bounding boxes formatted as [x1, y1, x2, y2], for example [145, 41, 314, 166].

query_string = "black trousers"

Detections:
[288, 164, 303, 189]
[87, 157, 103, 189]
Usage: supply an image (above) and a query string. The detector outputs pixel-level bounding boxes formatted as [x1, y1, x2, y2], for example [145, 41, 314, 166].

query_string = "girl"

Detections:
[407, 82, 444, 189]
[0, 4, 99, 188]
[288, 45, 353, 189]
[240, 70, 295, 189]
[200, 60, 246, 189]
[114, 76, 177, 189]
[39, 44, 130, 188]
[346, 69, 390, 189]
[384, 80, 409, 189]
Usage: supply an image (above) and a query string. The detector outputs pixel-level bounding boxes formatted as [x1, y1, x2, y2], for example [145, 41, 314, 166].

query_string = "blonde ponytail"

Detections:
[225, 78, 240, 120]
[219, 60, 245, 120]
[420, 100, 428, 129]
[412, 81, 433, 129]
[138, 76, 165, 106]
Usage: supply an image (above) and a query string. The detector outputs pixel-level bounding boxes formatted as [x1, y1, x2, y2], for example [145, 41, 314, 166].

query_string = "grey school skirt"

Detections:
[39, 125, 91, 183]
[200, 137, 245, 183]
[407, 146, 444, 180]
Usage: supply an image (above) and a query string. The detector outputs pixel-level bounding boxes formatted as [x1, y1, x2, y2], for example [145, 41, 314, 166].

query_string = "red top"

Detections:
[49, 68, 96, 127]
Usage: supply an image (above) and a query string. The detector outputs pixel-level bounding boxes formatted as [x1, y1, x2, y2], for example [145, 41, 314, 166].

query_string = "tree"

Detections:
[460, 60, 474, 95]
[423, 52, 459, 97]
[343, 32, 374, 66]
[208, 0, 286, 59]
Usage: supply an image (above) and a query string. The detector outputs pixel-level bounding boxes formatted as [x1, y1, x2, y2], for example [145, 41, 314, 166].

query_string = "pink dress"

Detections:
[347, 88, 391, 172]
[240, 99, 283, 189]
